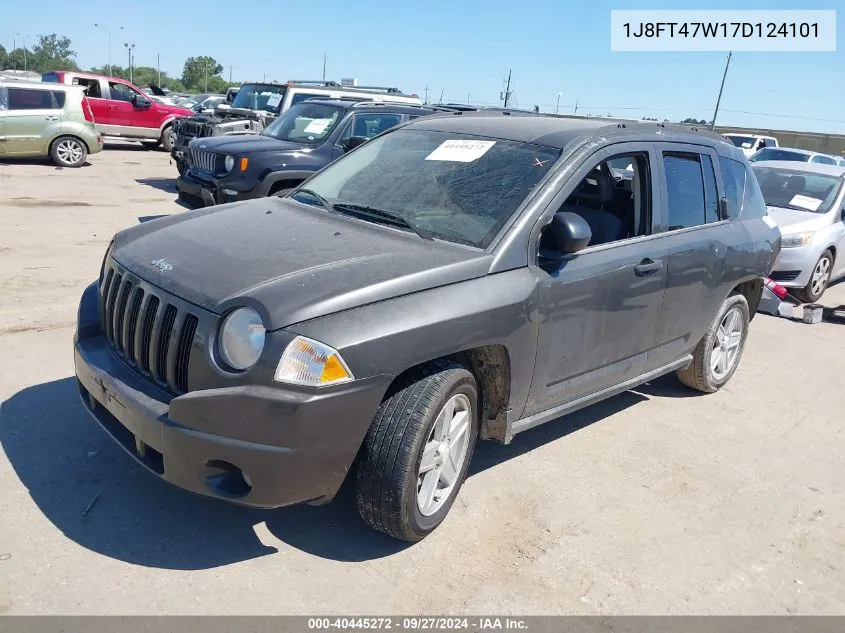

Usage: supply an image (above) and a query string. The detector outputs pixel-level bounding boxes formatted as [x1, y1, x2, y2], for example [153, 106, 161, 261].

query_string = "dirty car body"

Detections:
[75, 114, 780, 540]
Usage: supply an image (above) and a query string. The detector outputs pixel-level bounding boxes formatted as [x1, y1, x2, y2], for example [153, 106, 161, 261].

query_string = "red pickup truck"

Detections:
[42, 71, 193, 151]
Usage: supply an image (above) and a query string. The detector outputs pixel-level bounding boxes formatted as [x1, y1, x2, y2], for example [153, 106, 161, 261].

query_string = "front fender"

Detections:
[255, 169, 317, 197]
[286, 269, 541, 428]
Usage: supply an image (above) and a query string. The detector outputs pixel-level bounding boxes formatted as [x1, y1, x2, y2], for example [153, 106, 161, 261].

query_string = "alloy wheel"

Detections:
[56, 139, 83, 165]
[711, 307, 744, 381]
[416, 393, 472, 516]
[811, 255, 832, 298]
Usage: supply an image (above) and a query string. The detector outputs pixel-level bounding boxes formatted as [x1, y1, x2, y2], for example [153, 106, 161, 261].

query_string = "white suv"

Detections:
[722, 133, 779, 157]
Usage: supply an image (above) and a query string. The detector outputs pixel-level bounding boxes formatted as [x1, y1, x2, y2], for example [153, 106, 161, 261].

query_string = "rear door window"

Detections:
[662, 153, 709, 230]
[7, 88, 55, 110]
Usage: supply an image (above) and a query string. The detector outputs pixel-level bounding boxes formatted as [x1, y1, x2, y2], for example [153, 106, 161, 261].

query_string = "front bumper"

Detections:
[770, 244, 823, 288]
[74, 285, 388, 509]
[176, 171, 260, 207]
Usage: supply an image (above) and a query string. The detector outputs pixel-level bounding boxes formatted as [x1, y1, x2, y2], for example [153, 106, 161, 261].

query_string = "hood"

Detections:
[766, 206, 831, 233]
[158, 102, 194, 116]
[189, 135, 311, 155]
[112, 198, 490, 330]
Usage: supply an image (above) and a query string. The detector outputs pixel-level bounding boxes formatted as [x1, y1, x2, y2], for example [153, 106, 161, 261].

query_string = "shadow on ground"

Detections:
[136, 178, 179, 194]
[1, 374, 688, 570]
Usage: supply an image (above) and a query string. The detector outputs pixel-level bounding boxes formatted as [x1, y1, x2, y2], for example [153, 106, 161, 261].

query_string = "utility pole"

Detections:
[467, 92, 471, 105]
[157, 53, 161, 86]
[710, 51, 732, 131]
[574, 98, 579, 115]
[322, 53, 326, 82]
[124, 42, 135, 83]
[424, 85, 429, 105]
[204, 61, 209, 92]
[438, 89, 444, 104]
[502, 69, 512, 108]
[229, 65, 233, 84]
[15, 33, 27, 71]
[555, 91, 562, 115]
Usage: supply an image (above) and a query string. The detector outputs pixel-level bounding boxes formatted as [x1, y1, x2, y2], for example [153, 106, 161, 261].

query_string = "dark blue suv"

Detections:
[176, 99, 437, 206]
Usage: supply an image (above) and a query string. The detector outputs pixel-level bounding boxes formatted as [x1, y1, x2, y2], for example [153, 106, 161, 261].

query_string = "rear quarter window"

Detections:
[52, 91, 66, 108]
[7, 87, 55, 110]
[719, 156, 747, 219]
[740, 163, 768, 220]
[41, 72, 61, 83]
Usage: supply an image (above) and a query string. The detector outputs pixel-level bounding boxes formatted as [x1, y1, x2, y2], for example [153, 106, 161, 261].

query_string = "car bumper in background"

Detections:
[770, 244, 824, 288]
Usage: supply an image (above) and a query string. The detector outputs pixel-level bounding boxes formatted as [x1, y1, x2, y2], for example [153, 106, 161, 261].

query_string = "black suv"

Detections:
[75, 113, 780, 542]
[176, 99, 437, 206]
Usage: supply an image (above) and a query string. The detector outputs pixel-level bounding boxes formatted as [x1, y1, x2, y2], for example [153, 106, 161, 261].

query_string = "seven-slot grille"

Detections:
[100, 265, 199, 394]
[191, 148, 219, 174]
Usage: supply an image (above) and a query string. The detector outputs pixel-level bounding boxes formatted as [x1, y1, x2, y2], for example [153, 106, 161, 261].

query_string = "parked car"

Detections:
[749, 146, 842, 166]
[170, 80, 422, 174]
[752, 160, 845, 302]
[0, 79, 103, 167]
[176, 99, 436, 206]
[74, 116, 779, 541]
[40, 71, 194, 151]
[722, 132, 779, 157]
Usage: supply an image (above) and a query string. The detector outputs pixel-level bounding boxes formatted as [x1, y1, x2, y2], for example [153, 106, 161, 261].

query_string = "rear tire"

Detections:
[49, 136, 88, 167]
[160, 125, 176, 153]
[356, 361, 479, 542]
[793, 250, 833, 303]
[677, 293, 750, 393]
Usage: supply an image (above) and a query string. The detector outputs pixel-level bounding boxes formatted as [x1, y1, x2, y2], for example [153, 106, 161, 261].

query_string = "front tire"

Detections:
[677, 293, 750, 393]
[50, 136, 88, 167]
[356, 361, 479, 542]
[160, 125, 176, 153]
[794, 250, 833, 303]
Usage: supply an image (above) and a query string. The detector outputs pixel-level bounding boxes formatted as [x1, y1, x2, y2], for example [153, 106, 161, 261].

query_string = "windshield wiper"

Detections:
[290, 188, 337, 214]
[333, 203, 433, 240]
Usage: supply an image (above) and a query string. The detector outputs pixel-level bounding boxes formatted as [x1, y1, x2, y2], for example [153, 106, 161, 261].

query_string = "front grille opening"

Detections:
[113, 280, 133, 352]
[105, 273, 122, 343]
[175, 315, 199, 393]
[770, 270, 801, 283]
[125, 288, 145, 363]
[155, 305, 178, 382]
[139, 295, 159, 373]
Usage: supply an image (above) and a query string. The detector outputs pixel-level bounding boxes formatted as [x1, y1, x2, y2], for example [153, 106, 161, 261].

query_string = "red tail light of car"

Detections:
[764, 277, 790, 300]
[82, 96, 95, 123]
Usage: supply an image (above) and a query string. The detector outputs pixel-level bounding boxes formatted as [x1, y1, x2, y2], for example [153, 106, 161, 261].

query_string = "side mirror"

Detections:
[543, 211, 592, 254]
[719, 197, 731, 220]
[342, 135, 368, 151]
[134, 95, 152, 109]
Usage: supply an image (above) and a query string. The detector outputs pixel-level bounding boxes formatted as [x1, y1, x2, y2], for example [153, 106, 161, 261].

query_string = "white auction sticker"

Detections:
[789, 194, 823, 211]
[303, 119, 332, 134]
[265, 93, 282, 107]
[425, 140, 496, 162]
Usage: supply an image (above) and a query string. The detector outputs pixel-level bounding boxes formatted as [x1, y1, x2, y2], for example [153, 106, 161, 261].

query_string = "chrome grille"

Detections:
[192, 148, 219, 174]
[100, 263, 199, 394]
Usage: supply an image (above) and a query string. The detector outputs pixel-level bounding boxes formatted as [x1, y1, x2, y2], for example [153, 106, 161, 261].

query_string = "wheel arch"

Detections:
[50, 133, 91, 154]
[730, 277, 764, 320]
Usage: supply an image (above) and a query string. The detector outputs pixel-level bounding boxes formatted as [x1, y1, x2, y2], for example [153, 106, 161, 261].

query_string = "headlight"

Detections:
[217, 307, 265, 371]
[781, 232, 814, 248]
[275, 336, 353, 386]
[224, 155, 235, 172]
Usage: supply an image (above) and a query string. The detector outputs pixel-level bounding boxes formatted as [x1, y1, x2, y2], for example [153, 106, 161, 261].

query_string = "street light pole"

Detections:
[555, 91, 562, 115]
[124, 42, 136, 84]
[15, 33, 27, 71]
[94, 24, 123, 76]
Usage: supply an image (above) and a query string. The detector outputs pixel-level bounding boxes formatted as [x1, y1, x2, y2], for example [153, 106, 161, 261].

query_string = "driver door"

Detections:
[105, 81, 157, 134]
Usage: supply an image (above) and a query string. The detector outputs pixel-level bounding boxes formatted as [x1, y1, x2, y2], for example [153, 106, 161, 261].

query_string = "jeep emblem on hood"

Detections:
[151, 258, 174, 272]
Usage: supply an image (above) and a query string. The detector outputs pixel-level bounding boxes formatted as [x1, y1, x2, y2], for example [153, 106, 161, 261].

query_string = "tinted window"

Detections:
[749, 148, 810, 163]
[7, 88, 55, 110]
[663, 153, 707, 230]
[51, 91, 66, 108]
[289, 93, 333, 106]
[719, 157, 747, 218]
[108, 82, 136, 102]
[261, 102, 345, 143]
[231, 84, 286, 113]
[811, 155, 836, 165]
[724, 135, 756, 149]
[41, 72, 60, 83]
[701, 154, 720, 223]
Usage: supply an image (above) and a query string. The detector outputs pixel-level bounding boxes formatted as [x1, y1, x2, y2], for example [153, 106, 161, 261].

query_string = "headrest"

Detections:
[574, 168, 614, 204]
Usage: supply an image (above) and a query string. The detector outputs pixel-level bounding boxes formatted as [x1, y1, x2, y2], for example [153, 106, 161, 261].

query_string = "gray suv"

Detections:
[74, 114, 780, 541]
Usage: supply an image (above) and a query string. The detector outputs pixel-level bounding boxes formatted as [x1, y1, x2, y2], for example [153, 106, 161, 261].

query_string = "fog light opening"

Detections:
[203, 460, 253, 498]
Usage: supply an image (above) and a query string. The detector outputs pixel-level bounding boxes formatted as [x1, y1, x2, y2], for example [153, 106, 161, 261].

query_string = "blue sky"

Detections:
[5, 0, 843, 133]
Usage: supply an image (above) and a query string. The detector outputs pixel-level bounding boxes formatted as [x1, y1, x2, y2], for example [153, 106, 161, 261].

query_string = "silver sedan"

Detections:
[752, 161, 845, 303]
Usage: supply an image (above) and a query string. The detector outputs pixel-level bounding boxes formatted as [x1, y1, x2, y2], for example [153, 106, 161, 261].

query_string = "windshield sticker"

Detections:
[789, 194, 823, 211]
[303, 118, 332, 134]
[265, 93, 282, 107]
[425, 140, 496, 162]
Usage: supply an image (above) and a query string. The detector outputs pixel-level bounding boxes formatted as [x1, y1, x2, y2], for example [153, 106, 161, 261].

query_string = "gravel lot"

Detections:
[1, 144, 844, 615]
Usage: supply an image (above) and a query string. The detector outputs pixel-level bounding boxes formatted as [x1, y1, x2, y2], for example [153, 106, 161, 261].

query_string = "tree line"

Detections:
[1, 34, 237, 94]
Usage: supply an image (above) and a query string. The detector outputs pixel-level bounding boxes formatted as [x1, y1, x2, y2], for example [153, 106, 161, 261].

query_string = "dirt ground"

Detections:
[1, 143, 844, 615]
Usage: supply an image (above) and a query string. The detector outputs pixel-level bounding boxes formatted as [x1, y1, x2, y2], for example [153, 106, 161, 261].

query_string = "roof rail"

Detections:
[287, 80, 341, 87]
[350, 85, 404, 94]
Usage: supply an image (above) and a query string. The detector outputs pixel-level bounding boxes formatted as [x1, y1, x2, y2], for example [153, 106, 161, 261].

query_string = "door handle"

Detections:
[634, 258, 664, 276]
[45, 116, 59, 121]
